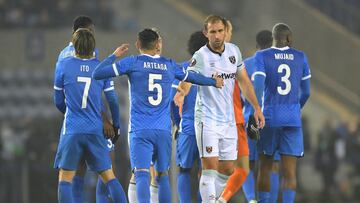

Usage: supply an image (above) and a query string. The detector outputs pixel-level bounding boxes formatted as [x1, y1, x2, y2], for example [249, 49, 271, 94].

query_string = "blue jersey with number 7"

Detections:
[253, 46, 311, 127]
[54, 57, 113, 135]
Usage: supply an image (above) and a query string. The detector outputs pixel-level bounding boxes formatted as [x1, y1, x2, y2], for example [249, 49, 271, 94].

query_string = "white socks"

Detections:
[150, 184, 159, 203]
[199, 169, 217, 203]
[128, 181, 138, 203]
[215, 171, 229, 198]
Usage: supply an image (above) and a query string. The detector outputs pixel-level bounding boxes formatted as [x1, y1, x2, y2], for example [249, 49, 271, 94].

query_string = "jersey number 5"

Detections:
[148, 73, 162, 106]
[277, 64, 291, 95]
[77, 77, 91, 108]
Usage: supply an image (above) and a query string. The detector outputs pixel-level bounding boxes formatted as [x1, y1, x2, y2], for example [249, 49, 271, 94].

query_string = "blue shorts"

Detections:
[54, 133, 111, 172]
[249, 139, 280, 161]
[176, 132, 200, 169]
[129, 129, 171, 173]
[257, 126, 304, 157]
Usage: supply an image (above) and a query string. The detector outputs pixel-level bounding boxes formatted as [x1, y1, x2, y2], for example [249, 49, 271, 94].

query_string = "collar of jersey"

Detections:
[73, 56, 96, 60]
[141, 54, 160, 58]
[271, 46, 290, 51]
[206, 43, 225, 56]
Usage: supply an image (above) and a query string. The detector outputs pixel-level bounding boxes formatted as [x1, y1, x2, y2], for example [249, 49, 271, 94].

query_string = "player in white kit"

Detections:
[174, 15, 265, 202]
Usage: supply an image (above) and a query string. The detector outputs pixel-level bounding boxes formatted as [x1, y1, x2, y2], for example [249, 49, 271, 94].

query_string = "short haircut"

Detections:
[272, 23, 292, 41]
[72, 28, 95, 58]
[73, 16, 94, 33]
[138, 28, 160, 50]
[256, 30, 273, 49]
[203, 15, 227, 31]
[187, 31, 208, 55]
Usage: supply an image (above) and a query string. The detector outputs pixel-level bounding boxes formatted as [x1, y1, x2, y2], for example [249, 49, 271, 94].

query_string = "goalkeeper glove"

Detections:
[246, 114, 260, 141]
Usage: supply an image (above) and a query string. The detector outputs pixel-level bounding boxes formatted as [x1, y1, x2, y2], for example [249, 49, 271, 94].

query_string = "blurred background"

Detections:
[0, 0, 359, 202]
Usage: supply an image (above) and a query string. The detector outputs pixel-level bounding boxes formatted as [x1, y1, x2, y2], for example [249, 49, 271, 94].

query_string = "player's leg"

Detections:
[128, 174, 138, 203]
[85, 134, 126, 203]
[72, 158, 86, 203]
[196, 122, 220, 203]
[130, 130, 154, 203]
[154, 130, 172, 203]
[242, 138, 258, 203]
[176, 132, 198, 203]
[279, 127, 304, 203]
[219, 124, 249, 202]
[96, 140, 115, 203]
[149, 165, 158, 203]
[56, 134, 83, 203]
[257, 127, 278, 203]
[59, 169, 76, 203]
[269, 153, 280, 203]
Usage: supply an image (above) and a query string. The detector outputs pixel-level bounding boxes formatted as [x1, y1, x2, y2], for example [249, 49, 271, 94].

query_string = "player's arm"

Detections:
[300, 53, 311, 108]
[92, 44, 129, 80]
[53, 61, 66, 114]
[104, 83, 122, 143]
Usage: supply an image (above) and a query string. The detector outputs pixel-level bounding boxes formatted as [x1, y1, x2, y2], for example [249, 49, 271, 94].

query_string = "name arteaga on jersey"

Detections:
[143, 62, 167, 70]
[274, 53, 294, 60]
[211, 72, 236, 79]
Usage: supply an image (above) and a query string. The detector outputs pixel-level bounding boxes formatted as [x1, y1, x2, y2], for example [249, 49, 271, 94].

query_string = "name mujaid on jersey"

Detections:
[254, 46, 311, 127]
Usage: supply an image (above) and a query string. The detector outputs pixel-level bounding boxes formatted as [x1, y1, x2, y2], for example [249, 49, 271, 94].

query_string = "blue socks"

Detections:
[58, 181, 73, 203]
[105, 179, 127, 203]
[72, 175, 84, 203]
[135, 171, 151, 203]
[282, 189, 296, 203]
[96, 178, 110, 203]
[178, 171, 191, 203]
[258, 191, 270, 203]
[269, 172, 279, 203]
[242, 170, 256, 201]
[157, 175, 171, 203]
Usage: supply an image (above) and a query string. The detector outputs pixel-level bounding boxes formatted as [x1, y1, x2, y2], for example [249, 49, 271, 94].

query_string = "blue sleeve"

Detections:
[93, 55, 134, 80]
[254, 76, 265, 105]
[54, 90, 66, 114]
[53, 61, 66, 113]
[302, 53, 311, 80]
[170, 81, 181, 127]
[104, 90, 121, 128]
[253, 51, 266, 77]
[300, 79, 310, 108]
[253, 52, 266, 104]
[184, 71, 216, 86]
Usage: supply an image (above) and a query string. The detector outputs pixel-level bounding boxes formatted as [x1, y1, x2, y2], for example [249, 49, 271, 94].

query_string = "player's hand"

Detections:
[212, 73, 224, 88]
[254, 107, 265, 129]
[173, 91, 185, 116]
[113, 44, 129, 57]
[246, 114, 260, 141]
[111, 126, 121, 144]
[103, 119, 115, 139]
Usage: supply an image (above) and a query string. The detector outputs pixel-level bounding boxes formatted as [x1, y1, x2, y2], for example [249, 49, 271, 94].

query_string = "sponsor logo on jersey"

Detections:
[229, 55, 236, 64]
[189, 58, 196, 67]
[211, 72, 236, 80]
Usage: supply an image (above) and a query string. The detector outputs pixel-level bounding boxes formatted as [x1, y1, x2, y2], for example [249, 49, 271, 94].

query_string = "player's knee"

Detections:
[156, 170, 169, 177]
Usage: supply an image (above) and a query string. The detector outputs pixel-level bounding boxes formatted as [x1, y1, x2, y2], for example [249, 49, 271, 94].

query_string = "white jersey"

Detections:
[188, 42, 245, 125]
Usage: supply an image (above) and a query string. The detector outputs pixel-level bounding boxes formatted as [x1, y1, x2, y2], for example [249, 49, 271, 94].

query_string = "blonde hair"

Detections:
[72, 28, 95, 59]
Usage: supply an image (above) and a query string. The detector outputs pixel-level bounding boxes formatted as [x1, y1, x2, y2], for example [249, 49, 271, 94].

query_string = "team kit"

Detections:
[53, 14, 311, 203]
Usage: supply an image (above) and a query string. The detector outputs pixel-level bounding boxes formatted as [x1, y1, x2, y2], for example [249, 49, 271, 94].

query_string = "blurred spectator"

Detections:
[315, 119, 339, 200]
[346, 121, 360, 200]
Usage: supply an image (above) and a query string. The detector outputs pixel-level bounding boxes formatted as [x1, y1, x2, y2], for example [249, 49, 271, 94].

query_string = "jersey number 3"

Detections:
[77, 77, 91, 108]
[277, 64, 291, 95]
[148, 73, 162, 106]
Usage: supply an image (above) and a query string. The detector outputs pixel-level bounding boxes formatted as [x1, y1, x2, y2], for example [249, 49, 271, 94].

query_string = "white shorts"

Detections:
[195, 121, 238, 161]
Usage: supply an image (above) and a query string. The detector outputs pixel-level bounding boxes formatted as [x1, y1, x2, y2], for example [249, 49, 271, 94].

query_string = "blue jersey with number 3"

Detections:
[54, 57, 113, 135]
[112, 54, 188, 132]
[254, 47, 311, 127]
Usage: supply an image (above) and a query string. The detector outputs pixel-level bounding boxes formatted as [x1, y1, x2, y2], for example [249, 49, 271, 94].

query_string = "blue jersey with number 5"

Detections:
[254, 47, 311, 127]
[112, 54, 188, 132]
[54, 57, 113, 135]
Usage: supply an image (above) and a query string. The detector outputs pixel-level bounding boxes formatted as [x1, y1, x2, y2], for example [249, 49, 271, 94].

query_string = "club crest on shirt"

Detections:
[206, 146, 213, 153]
[229, 56, 236, 64]
[189, 58, 197, 67]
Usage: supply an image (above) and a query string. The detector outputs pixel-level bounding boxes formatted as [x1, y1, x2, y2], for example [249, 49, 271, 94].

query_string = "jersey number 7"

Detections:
[77, 76, 91, 108]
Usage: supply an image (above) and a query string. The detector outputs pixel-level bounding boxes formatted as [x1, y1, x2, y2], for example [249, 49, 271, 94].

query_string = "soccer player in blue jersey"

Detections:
[53, 28, 127, 203]
[170, 30, 208, 203]
[56, 15, 121, 203]
[253, 23, 311, 203]
[92, 28, 224, 203]
[240, 30, 278, 203]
